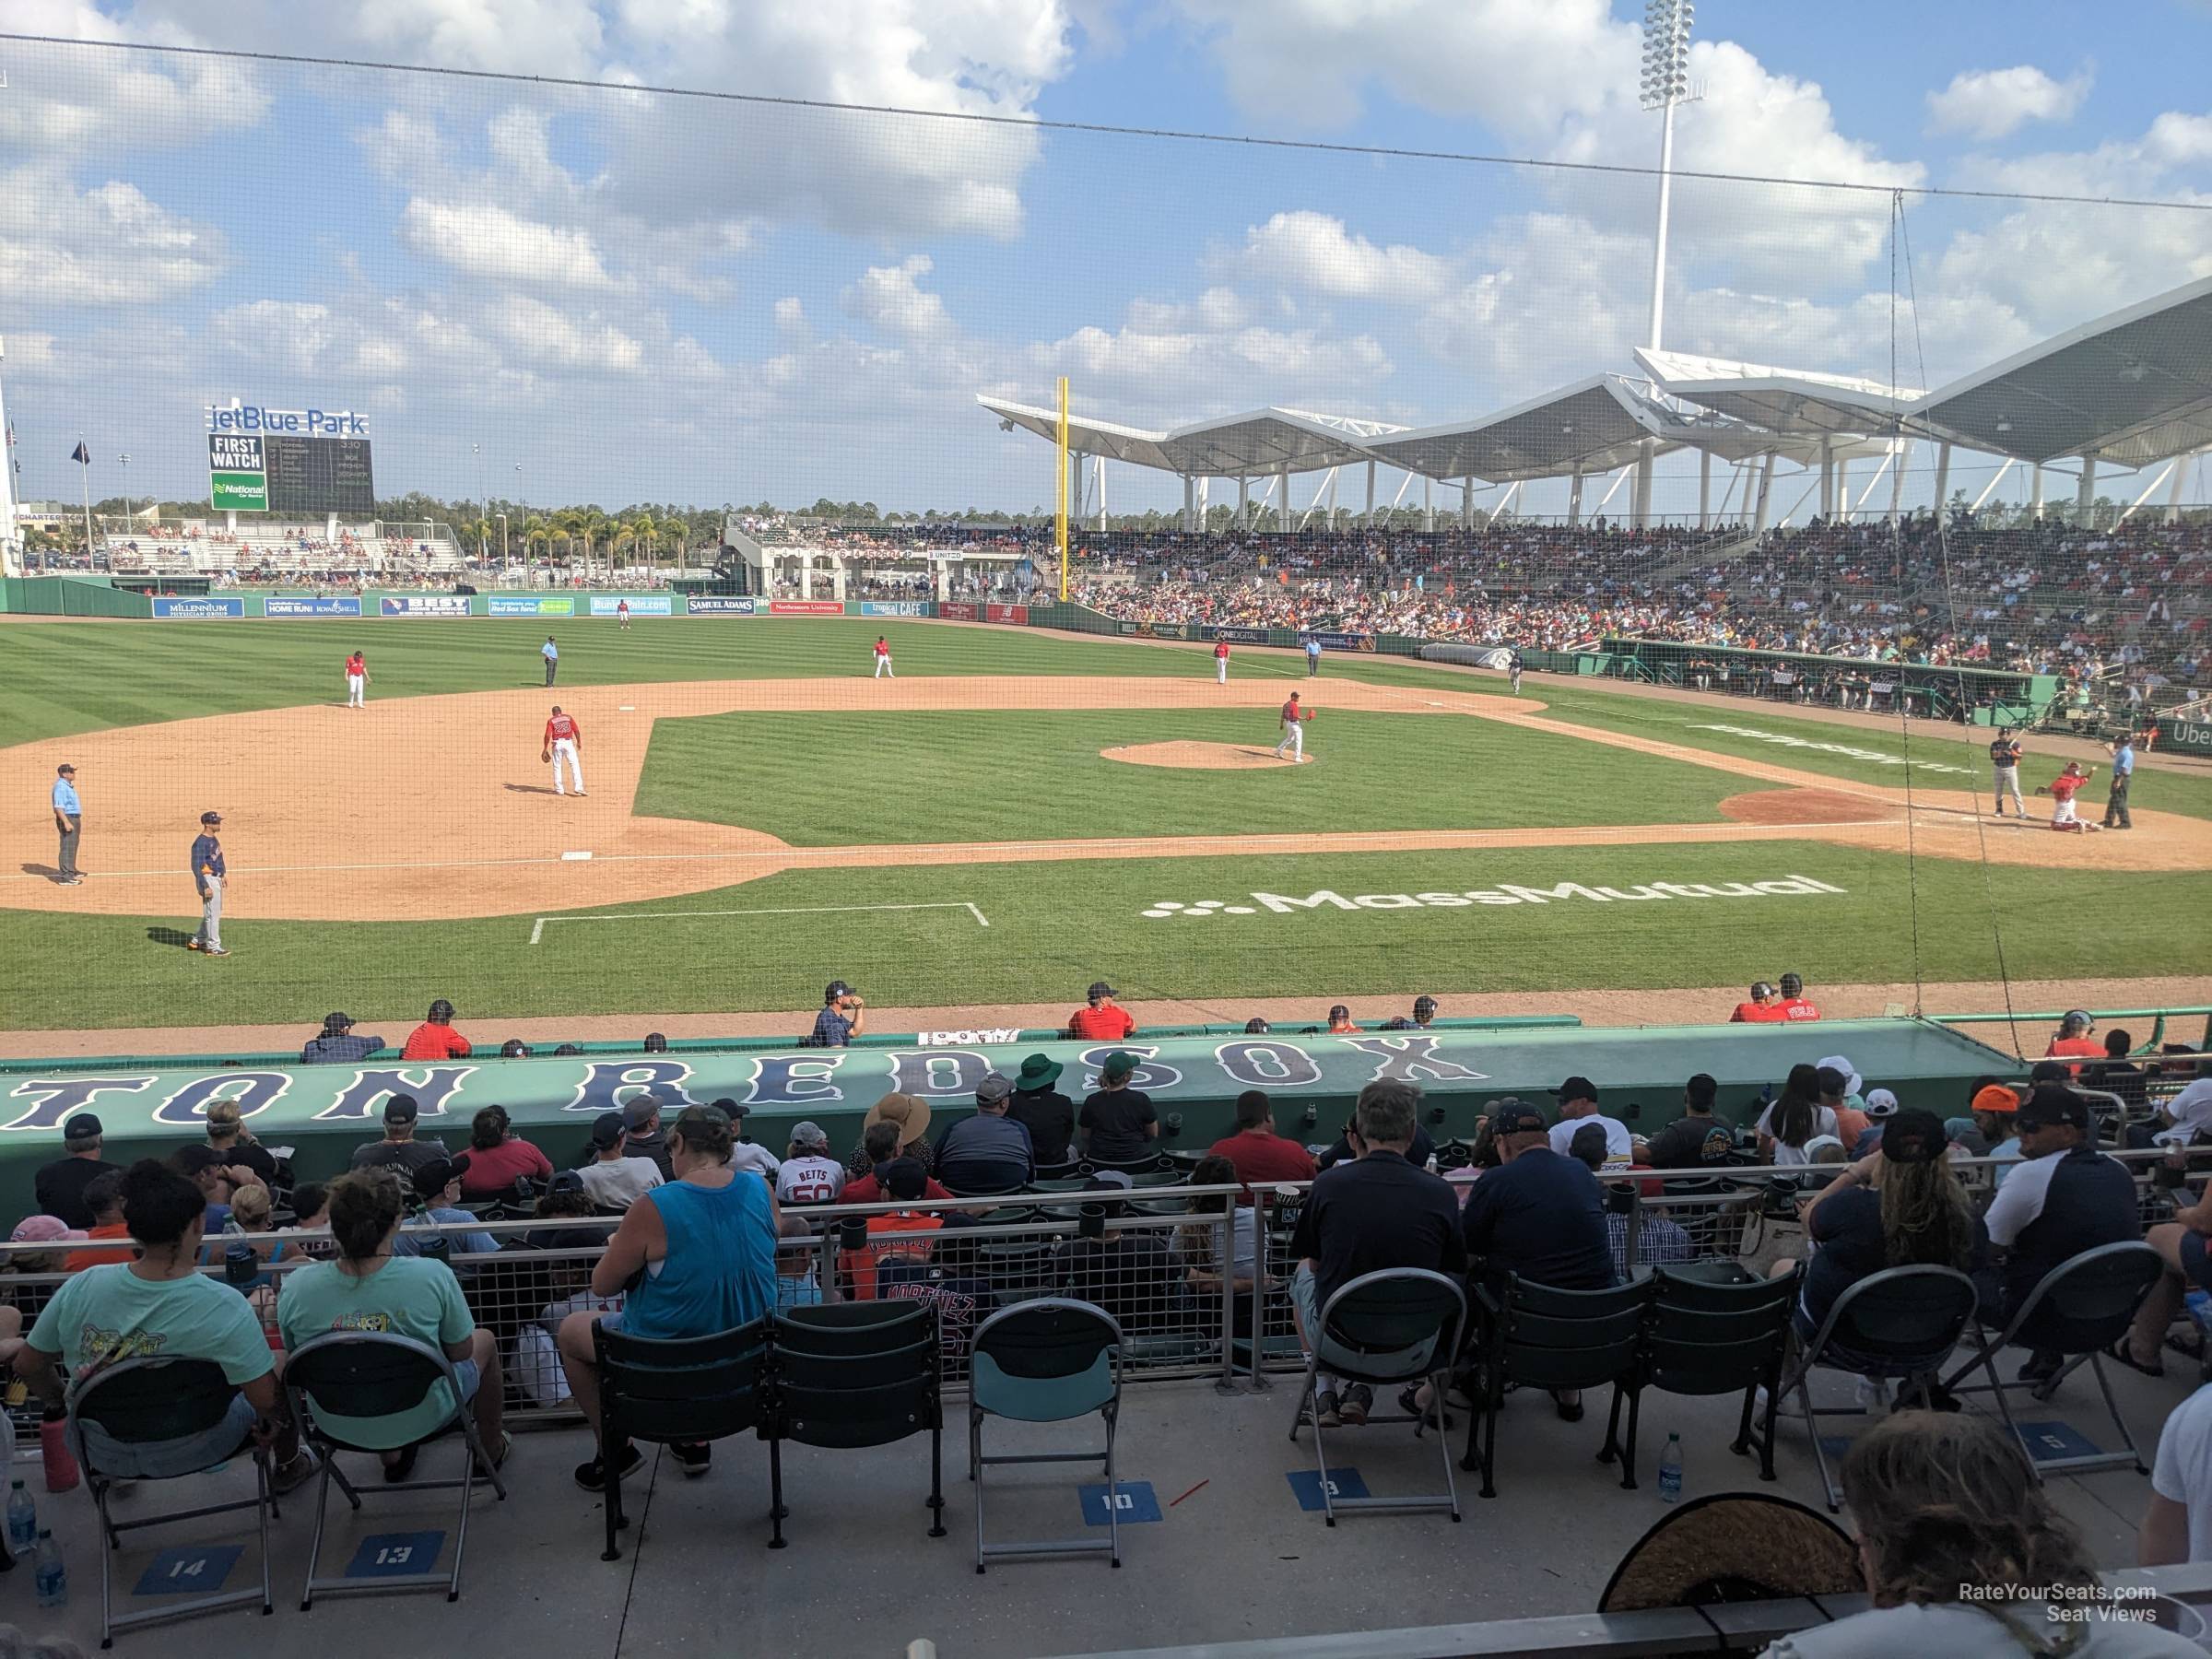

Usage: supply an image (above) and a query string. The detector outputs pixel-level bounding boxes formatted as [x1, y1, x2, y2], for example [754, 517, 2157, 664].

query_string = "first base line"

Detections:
[526, 900, 990, 946]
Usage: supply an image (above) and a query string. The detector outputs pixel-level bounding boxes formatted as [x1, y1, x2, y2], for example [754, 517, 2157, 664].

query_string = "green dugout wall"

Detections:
[0, 1018, 2018, 1217]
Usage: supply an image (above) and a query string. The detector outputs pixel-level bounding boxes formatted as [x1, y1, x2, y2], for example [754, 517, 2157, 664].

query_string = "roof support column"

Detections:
[1569, 460, 1585, 528]
[1182, 473, 1195, 533]
[1888, 437, 1910, 526]
[1932, 441, 1952, 518]
[1835, 455, 1852, 524]
[1630, 441, 1654, 528]
[1422, 475, 1434, 533]
[1698, 448, 1712, 530]
[1236, 473, 1248, 531]
[1277, 465, 1290, 533]
[2077, 456, 2097, 524]
[1461, 476, 1474, 530]
[2030, 465, 2045, 521]
[1818, 437, 1834, 520]
[1095, 456, 1108, 531]
[1197, 476, 1210, 534]
[1364, 459, 1377, 528]
[1752, 453, 1777, 535]
[2168, 452, 2193, 525]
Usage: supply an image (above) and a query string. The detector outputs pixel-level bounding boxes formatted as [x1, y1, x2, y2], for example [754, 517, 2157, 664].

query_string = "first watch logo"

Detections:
[1140, 875, 1847, 920]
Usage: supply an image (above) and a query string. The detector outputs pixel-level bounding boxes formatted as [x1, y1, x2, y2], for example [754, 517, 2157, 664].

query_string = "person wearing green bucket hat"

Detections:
[1007, 1053, 1077, 1167]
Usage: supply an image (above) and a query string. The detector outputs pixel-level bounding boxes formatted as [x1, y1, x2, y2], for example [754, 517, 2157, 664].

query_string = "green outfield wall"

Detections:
[0, 1018, 2018, 1217]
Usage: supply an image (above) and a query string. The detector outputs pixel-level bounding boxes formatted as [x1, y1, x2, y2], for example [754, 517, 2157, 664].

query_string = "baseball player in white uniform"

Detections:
[873, 636, 894, 678]
[542, 705, 586, 796]
[1275, 692, 1309, 762]
[1215, 638, 1230, 684]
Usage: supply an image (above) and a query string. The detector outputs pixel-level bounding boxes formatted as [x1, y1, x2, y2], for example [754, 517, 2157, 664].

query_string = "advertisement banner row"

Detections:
[488, 595, 574, 617]
[151, 597, 244, 619]
[856, 600, 928, 617]
[264, 595, 362, 618]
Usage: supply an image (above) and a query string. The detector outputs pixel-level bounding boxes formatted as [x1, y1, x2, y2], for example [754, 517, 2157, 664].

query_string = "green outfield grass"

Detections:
[634, 706, 1741, 842]
[3, 841, 2206, 1031]
[3, 615, 2207, 1033]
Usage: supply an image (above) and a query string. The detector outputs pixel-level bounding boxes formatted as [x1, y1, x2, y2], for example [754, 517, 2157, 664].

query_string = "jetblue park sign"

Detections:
[205, 402, 369, 436]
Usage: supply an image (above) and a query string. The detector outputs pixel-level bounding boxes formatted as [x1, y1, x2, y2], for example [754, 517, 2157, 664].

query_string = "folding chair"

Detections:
[1465, 1276, 1649, 1500]
[69, 1357, 275, 1648]
[282, 1331, 509, 1607]
[969, 1298, 1124, 1571]
[1941, 1241, 2165, 1478]
[1288, 1268, 1467, 1524]
[593, 1320, 771, 1561]
[1618, 1265, 1800, 1487]
[1776, 1264, 1985, 1511]
[769, 1301, 945, 1547]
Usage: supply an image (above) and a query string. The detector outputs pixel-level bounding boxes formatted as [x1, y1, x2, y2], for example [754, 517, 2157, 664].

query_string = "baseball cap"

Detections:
[411, 1158, 460, 1200]
[975, 1071, 1014, 1106]
[1877, 1108, 1948, 1165]
[382, 1094, 419, 1124]
[1413, 995, 1437, 1016]
[1864, 1088, 1901, 1118]
[1100, 1050, 1136, 1080]
[1779, 972, 1803, 994]
[2029, 1060, 2069, 1085]
[56, 763, 76, 775]
[1970, 1084, 2019, 1118]
[1244, 1017, 1271, 1034]
[2016, 1085, 2089, 1135]
[621, 1092, 662, 1129]
[1556, 1075, 1598, 1104]
[324, 1011, 354, 1031]
[588, 1111, 626, 1149]
[1492, 1099, 1547, 1136]
[199, 810, 223, 825]
[1749, 982, 1775, 1000]
[62, 1112, 103, 1146]
[11, 1216, 87, 1244]
[1088, 981, 1118, 1001]
[790, 1120, 830, 1150]
[1815, 1055, 1862, 1097]
[883, 1158, 929, 1201]
[824, 980, 853, 1004]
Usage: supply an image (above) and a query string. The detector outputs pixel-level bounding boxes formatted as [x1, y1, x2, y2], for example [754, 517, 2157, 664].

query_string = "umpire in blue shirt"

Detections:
[2102, 735, 2136, 830]
[51, 763, 83, 884]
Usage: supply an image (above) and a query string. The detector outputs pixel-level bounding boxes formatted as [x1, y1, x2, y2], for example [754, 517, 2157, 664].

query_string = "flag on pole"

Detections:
[69, 441, 90, 465]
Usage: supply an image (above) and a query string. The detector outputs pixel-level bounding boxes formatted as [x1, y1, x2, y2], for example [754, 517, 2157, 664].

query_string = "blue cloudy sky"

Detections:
[4, 0, 2210, 518]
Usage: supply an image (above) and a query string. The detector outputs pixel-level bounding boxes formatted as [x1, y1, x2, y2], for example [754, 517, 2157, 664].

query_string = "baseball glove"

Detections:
[541, 747, 551, 764]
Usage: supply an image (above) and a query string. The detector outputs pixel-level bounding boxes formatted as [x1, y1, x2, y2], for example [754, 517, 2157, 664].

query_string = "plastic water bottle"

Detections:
[5, 1479, 35, 1554]
[33, 1529, 65, 1609]
[1657, 1434, 1683, 1504]
[2187, 1289, 2212, 1337]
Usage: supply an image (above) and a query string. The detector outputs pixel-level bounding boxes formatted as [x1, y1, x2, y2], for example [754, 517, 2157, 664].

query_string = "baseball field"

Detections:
[5, 612, 2210, 1043]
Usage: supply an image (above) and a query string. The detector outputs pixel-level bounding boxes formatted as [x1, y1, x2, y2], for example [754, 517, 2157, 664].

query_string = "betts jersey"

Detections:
[776, 1154, 846, 1205]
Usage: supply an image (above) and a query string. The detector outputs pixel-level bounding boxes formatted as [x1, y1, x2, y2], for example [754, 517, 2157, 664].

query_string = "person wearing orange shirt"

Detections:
[1729, 982, 1788, 1023]
[401, 997, 473, 1061]
[1068, 981, 1136, 1041]
[1326, 1004, 1361, 1034]
[63, 1172, 133, 1273]
[542, 704, 585, 797]
[2045, 1009, 2103, 1069]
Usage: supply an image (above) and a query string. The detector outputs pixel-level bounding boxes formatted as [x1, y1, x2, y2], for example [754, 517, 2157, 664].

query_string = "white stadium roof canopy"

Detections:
[977, 397, 1404, 476]
[1633, 347, 1923, 440]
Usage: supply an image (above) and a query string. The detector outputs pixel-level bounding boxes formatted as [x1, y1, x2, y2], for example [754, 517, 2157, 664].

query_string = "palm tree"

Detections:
[629, 511, 657, 582]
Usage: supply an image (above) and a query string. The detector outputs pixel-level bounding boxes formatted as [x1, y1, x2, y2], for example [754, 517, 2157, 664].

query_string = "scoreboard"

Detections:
[265, 435, 374, 514]
[204, 402, 375, 515]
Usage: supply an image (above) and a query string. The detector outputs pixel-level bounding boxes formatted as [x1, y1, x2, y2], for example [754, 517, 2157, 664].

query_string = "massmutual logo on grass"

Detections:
[1688, 723, 1976, 777]
[1140, 875, 1848, 920]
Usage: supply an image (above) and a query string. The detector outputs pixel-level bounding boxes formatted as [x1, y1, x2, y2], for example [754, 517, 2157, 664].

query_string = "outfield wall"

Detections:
[0, 1018, 2018, 1217]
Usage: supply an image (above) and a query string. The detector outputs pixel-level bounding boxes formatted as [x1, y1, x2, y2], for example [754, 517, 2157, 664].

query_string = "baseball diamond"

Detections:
[1, 615, 2207, 1037]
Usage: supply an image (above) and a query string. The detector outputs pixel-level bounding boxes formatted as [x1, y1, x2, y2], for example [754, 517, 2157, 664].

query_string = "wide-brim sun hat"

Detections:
[864, 1091, 933, 1145]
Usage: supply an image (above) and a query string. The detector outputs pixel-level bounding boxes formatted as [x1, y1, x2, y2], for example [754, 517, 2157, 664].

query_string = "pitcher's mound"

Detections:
[1103, 741, 1290, 771]
[1720, 786, 1890, 826]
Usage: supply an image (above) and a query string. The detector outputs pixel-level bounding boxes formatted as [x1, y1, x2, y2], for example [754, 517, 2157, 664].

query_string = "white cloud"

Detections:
[0, 9, 270, 155]
[1926, 65, 2091, 141]
[212, 300, 335, 376]
[400, 198, 620, 290]
[0, 161, 226, 304]
[492, 292, 645, 373]
[1225, 212, 1452, 301]
[843, 255, 955, 342]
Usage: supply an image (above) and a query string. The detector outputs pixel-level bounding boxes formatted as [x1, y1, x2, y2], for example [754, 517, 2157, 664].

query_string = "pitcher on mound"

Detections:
[1275, 692, 1312, 763]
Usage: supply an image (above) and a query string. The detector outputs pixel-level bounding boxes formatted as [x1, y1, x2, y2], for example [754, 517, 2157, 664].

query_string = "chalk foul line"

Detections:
[526, 900, 989, 946]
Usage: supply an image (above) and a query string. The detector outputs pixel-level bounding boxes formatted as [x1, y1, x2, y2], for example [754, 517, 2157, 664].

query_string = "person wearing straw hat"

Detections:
[843, 1091, 935, 1179]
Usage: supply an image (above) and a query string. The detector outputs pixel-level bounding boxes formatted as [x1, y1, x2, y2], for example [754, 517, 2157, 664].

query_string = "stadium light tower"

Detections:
[1639, 0, 1697, 352]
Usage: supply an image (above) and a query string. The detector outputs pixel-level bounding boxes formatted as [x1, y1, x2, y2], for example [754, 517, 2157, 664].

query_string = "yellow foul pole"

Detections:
[1056, 375, 1070, 602]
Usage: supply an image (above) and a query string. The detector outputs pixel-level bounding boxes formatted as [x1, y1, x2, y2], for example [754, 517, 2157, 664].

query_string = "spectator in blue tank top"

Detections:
[558, 1103, 779, 1491]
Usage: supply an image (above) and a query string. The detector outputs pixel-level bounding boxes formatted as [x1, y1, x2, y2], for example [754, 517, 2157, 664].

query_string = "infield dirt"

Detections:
[6, 674, 2205, 923]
